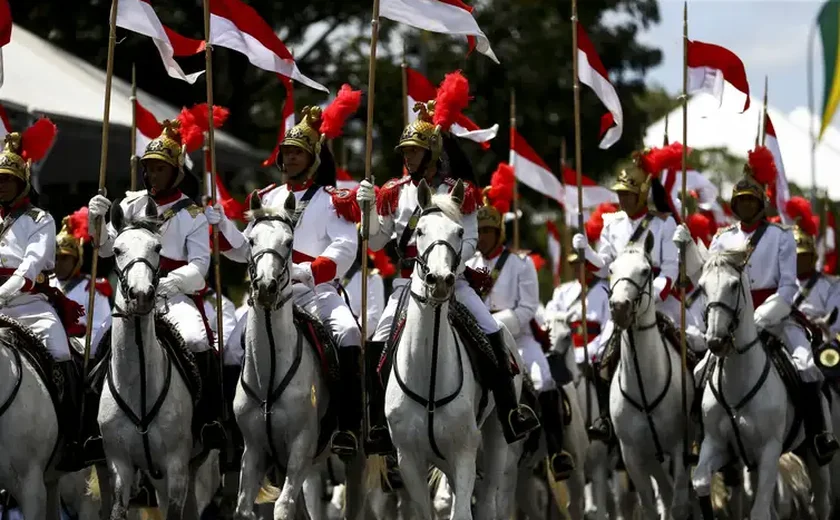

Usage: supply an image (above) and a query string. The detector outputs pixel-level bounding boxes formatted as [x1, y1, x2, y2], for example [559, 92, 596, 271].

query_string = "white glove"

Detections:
[88, 195, 112, 239]
[754, 294, 790, 330]
[652, 277, 670, 302]
[292, 263, 315, 288]
[157, 276, 180, 298]
[204, 203, 224, 225]
[356, 179, 376, 204]
[0, 275, 25, 306]
[571, 233, 604, 268]
[673, 224, 692, 245]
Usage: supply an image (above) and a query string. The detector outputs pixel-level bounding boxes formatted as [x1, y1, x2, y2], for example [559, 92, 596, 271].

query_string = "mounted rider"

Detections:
[50, 206, 113, 356]
[209, 85, 369, 458]
[355, 72, 541, 449]
[572, 146, 681, 442]
[0, 122, 89, 460]
[341, 245, 390, 339]
[705, 147, 839, 465]
[87, 119, 232, 451]
[467, 162, 574, 479]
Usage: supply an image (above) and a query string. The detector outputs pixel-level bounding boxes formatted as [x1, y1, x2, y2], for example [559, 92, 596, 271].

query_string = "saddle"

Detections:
[292, 304, 340, 386]
[0, 313, 62, 406]
[600, 312, 698, 380]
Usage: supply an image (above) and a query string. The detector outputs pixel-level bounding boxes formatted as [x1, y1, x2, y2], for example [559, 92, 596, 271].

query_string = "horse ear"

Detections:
[284, 192, 296, 214]
[450, 180, 465, 206]
[249, 190, 262, 212]
[110, 199, 124, 232]
[644, 231, 654, 255]
[144, 197, 157, 219]
[417, 179, 432, 210]
[829, 308, 839, 327]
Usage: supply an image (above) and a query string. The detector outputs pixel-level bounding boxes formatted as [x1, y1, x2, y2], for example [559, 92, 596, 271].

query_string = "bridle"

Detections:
[410, 207, 463, 307]
[608, 251, 655, 325]
[703, 264, 759, 355]
[112, 225, 161, 318]
[247, 215, 294, 310]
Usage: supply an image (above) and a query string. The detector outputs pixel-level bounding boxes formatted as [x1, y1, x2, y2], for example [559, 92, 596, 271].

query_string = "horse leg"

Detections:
[667, 448, 691, 520]
[341, 452, 367, 520]
[749, 442, 783, 520]
[46, 479, 61, 520]
[618, 446, 658, 520]
[449, 448, 479, 520]
[273, 434, 313, 520]
[804, 451, 831, 520]
[235, 444, 268, 520]
[17, 466, 46, 520]
[163, 455, 191, 519]
[108, 457, 135, 520]
[96, 462, 114, 520]
[473, 419, 505, 519]
[691, 436, 728, 518]
[588, 443, 609, 520]
[395, 449, 432, 519]
[302, 473, 325, 520]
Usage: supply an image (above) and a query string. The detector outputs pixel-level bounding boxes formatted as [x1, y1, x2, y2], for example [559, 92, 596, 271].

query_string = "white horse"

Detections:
[385, 179, 514, 519]
[693, 250, 831, 520]
[234, 192, 368, 520]
[98, 198, 200, 517]
[608, 236, 693, 520]
[545, 312, 614, 520]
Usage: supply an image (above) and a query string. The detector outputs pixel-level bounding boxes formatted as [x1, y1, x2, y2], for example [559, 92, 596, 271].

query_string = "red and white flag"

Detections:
[0, 103, 10, 141]
[263, 76, 296, 167]
[764, 114, 790, 222]
[115, 0, 205, 84]
[687, 40, 750, 112]
[0, 0, 11, 88]
[576, 23, 623, 149]
[381, 0, 498, 63]
[208, 0, 327, 92]
[336, 168, 359, 190]
[511, 129, 563, 205]
[822, 212, 837, 274]
[546, 220, 562, 282]
[405, 67, 497, 148]
[561, 167, 617, 215]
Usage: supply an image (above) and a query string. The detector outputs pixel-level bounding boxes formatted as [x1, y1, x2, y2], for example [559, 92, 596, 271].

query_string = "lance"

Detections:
[402, 46, 409, 128]
[559, 137, 571, 283]
[202, 0, 228, 421]
[679, 0, 690, 466]
[82, 0, 119, 430]
[571, 0, 591, 427]
[359, 0, 382, 450]
[761, 76, 769, 147]
[511, 90, 520, 250]
[130, 64, 138, 191]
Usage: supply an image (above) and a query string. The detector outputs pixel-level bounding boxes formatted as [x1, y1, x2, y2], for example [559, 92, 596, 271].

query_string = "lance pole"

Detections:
[402, 45, 409, 128]
[82, 0, 119, 431]
[572, 0, 591, 426]
[679, 0, 690, 466]
[130, 63, 138, 191]
[761, 76, 769, 146]
[558, 138, 568, 285]
[359, 0, 382, 448]
[511, 89, 520, 250]
[202, 0, 228, 421]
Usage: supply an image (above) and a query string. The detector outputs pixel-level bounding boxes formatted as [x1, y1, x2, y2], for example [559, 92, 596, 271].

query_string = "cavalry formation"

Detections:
[1, 69, 840, 520]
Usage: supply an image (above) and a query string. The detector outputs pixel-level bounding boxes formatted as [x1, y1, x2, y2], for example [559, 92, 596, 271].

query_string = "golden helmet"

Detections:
[730, 146, 777, 220]
[281, 106, 324, 157]
[477, 187, 505, 243]
[0, 133, 28, 185]
[142, 120, 185, 169]
[477, 163, 514, 252]
[794, 226, 818, 256]
[786, 196, 818, 256]
[396, 101, 442, 160]
[55, 207, 91, 277]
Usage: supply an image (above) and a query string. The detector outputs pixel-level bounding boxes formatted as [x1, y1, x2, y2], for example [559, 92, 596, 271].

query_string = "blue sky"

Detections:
[638, 0, 824, 115]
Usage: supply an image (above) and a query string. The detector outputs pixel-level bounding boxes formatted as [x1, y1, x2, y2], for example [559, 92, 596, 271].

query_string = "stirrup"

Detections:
[548, 451, 575, 482]
[364, 425, 394, 455]
[330, 430, 358, 458]
[813, 432, 840, 465]
[587, 418, 612, 442]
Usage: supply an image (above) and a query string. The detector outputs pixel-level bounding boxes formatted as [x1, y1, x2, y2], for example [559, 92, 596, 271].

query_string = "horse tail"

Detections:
[427, 465, 444, 494]
[710, 472, 730, 519]
[363, 454, 388, 493]
[86, 466, 101, 499]
[777, 453, 816, 520]
[256, 478, 281, 504]
[138, 509, 163, 520]
[545, 457, 570, 516]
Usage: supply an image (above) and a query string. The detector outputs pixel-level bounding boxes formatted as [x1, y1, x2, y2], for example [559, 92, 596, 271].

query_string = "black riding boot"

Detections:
[194, 351, 226, 451]
[803, 381, 839, 465]
[587, 369, 613, 442]
[331, 346, 362, 458]
[55, 360, 83, 472]
[538, 389, 575, 481]
[486, 330, 540, 444]
[221, 364, 244, 471]
[364, 341, 393, 455]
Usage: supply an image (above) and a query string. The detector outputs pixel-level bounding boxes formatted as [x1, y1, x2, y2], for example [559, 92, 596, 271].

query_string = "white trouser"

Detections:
[371, 277, 500, 342]
[293, 282, 361, 348]
[160, 294, 210, 353]
[2, 294, 71, 361]
[517, 334, 555, 392]
[227, 313, 246, 367]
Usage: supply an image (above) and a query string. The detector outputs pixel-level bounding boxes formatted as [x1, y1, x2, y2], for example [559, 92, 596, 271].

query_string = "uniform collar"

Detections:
[287, 178, 315, 192]
[483, 244, 505, 260]
[152, 190, 183, 206]
[798, 270, 817, 281]
[0, 197, 30, 218]
[740, 220, 763, 233]
[628, 208, 648, 220]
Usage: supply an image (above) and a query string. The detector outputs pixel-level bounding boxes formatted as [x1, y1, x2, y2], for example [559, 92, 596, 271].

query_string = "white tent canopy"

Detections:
[644, 86, 840, 200]
[0, 24, 258, 156]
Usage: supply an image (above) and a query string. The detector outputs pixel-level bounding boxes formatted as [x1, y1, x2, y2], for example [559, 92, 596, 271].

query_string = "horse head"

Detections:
[111, 197, 162, 316]
[246, 190, 296, 309]
[699, 249, 752, 357]
[608, 233, 655, 330]
[412, 179, 465, 305]
[546, 310, 573, 356]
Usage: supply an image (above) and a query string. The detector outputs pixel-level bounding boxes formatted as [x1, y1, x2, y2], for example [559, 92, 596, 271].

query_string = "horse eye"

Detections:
[457, 228, 464, 238]
[248, 238, 255, 247]
[154, 244, 162, 254]
[416, 229, 424, 237]
[113, 247, 122, 256]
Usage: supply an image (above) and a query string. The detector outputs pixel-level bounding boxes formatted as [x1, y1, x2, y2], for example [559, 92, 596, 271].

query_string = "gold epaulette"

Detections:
[162, 204, 203, 221]
[25, 207, 46, 223]
[714, 224, 736, 238]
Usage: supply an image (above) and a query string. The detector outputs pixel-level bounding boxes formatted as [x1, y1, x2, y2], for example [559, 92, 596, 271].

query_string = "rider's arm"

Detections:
[459, 211, 478, 275]
[654, 217, 678, 300]
[216, 217, 249, 263]
[16, 214, 56, 290]
[168, 213, 211, 294]
[367, 213, 394, 252]
[319, 201, 359, 284]
[221, 295, 238, 344]
[824, 280, 840, 335]
[593, 223, 617, 278]
[773, 228, 798, 307]
[366, 273, 385, 337]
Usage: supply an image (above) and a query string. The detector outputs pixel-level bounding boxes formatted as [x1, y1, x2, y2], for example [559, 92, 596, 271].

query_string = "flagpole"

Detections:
[203, 131, 210, 197]
[130, 63, 138, 191]
[83, 0, 119, 432]
[761, 76, 769, 146]
[571, 0, 591, 427]
[402, 45, 409, 128]
[808, 22, 818, 204]
[559, 137, 570, 284]
[359, 0, 382, 449]
[511, 89, 520, 251]
[679, 0, 690, 469]
[202, 0, 228, 422]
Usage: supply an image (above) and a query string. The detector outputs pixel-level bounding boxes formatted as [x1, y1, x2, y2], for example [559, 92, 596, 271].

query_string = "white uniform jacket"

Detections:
[546, 279, 612, 364]
[793, 273, 840, 335]
[50, 274, 112, 355]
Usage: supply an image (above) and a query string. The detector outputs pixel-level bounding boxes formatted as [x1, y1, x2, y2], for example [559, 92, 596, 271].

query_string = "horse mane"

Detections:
[246, 206, 294, 222]
[429, 193, 462, 223]
[122, 216, 164, 237]
[705, 249, 748, 271]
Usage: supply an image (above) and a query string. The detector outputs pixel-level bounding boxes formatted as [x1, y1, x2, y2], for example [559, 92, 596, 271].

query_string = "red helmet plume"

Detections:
[486, 162, 515, 214]
[433, 71, 471, 132]
[321, 84, 363, 140]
